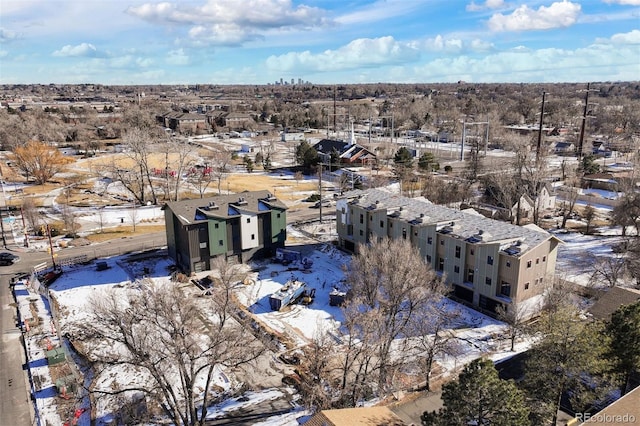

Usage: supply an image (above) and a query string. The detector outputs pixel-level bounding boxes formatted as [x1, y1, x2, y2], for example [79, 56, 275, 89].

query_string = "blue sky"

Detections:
[0, 0, 639, 85]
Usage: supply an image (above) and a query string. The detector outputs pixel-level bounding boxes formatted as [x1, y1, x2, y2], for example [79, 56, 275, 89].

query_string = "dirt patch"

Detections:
[84, 225, 166, 243]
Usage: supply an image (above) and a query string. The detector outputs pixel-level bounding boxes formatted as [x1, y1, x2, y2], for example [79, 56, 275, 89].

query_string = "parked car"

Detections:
[0, 252, 20, 266]
[312, 199, 334, 208]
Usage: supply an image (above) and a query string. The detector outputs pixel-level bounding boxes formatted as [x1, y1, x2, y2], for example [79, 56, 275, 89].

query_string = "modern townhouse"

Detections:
[336, 189, 562, 315]
[164, 190, 287, 275]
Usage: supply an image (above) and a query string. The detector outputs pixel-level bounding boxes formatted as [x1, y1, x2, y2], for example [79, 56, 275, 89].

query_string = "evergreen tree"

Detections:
[607, 301, 640, 395]
[522, 308, 611, 425]
[422, 358, 530, 426]
[579, 154, 601, 175]
[295, 140, 319, 172]
[243, 156, 254, 173]
[418, 152, 439, 172]
[393, 146, 414, 168]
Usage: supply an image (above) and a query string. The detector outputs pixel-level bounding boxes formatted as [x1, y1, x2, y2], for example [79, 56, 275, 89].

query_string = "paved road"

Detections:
[1, 269, 34, 426]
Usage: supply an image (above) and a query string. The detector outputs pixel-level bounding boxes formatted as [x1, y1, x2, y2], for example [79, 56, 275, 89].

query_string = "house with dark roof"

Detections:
[157, 111, 208, 134]
[163, 190, 287, 274]
[336, 189, 562, 315]
[313, 139, 376, 165]
[588, 287, 640, 321]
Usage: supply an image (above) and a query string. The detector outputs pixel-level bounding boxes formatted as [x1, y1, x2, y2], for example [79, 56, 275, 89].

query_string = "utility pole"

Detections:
[536, 91, 546, 162]
[318, 163, 323, 222]
[577, 82, 596, 159]
[47, 224, 56, 269]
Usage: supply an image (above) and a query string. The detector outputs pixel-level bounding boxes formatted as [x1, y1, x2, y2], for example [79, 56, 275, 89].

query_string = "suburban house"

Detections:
[335, 189, 562, 315]
[156, 111, 208, 134]
[553, 141, 576, 155]
[313, 138, 376, 165]
[164, 190, 287, 274]
[511, 183, 557, 221]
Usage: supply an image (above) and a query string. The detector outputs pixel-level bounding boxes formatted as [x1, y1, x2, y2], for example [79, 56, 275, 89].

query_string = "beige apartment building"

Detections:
[336, 189, 562, 315]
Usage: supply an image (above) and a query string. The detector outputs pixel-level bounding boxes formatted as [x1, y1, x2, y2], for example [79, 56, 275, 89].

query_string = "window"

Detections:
[246, 218, 251, 223]
[470, 248, 475, 256]
[536, 258, 540, 264]
[467, 268, 475, 283]
[426, 255, 432, 263]
[251, 234, 255, 240]
[500, 281, 511, 297]
[542, 256, 546, 262]
[402, 228, 407, 239]
[440, 240, 445, 246]
[218, 239, 224, 246]
[427, 236, 433, 245]
[214, 223, 219, 229]
[359, 214, 364, 224]
[277, 213, 281, 218]
[525, 282, 530, 290]
[370, 216, 372, 221]
[506, 260, 511, 267]
[485, 277, 492, 285]
[438, 257, 444, 271]
[527, 260, 532, 268]
[414, 231, 418, 236]
[359, 230, 363, 236]
[455, 246, 461, 258]
[487, 256, 494, 265]
[390, 222, 393, 228]
[454, 265, 460, 273]
[380, 220, 384, 228]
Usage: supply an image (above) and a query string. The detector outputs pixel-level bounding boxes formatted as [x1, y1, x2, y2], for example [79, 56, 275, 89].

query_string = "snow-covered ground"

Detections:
[13, 218, 634, 425]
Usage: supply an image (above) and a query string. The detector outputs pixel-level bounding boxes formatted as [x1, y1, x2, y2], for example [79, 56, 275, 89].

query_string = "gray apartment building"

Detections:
[164, 190, 287, 275]
[336, 189, 561, 314]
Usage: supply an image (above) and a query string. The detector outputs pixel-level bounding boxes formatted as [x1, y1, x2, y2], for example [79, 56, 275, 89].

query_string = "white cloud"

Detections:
[166, 48, 190, 66]
[411, 38, 638, 83]
[0, 50, 7, 58]
[466, 0, 506, 12]
[127, 0, 330, 46]
[52, 43, 102, 57]
[265, 36, 419, 72]
[606, 29, 640, 44]
[604, 0, 640, 5]
[336, 0, 435, 25]
[488, 1, 581, 32]
[0, 28, 19, 43]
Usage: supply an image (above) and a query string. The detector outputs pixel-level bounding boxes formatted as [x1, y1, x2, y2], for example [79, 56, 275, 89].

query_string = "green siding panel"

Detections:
[208, 218, 228, 256]
[271, 209, 287, 244]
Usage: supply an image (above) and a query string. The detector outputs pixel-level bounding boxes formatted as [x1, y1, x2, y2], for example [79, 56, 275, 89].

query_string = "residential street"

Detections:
[0, 271, 33, 426]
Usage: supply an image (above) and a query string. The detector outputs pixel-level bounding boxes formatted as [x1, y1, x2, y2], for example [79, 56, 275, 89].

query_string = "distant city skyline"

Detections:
[1, 0, 639, 85]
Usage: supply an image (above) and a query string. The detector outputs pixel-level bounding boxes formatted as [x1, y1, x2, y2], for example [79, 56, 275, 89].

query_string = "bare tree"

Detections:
[208, 149, 232, 195]
[158, 136, 196, 202]
[124, 128, 158, 204]
[69, 281, 263, 426]
[496, 301, 531, 352]
[582, 204, 596, 234]
[21, 196, 41, 236]
[589, 251, 627, 288]
[560, 173, 581, 229]
[408, 303, 461, 391]
[11, 140, 73, 184]
[343, 237, 444, 396]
